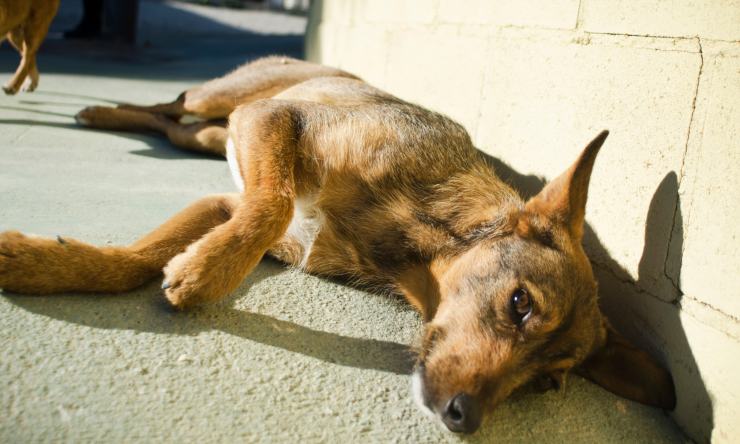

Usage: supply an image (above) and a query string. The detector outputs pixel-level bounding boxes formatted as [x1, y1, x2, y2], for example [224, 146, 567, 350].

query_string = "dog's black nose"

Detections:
[441, 392, 481, 434]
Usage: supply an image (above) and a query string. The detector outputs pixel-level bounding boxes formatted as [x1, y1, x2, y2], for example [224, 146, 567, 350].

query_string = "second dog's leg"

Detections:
[3, 5, 55, 95]
[2, 42, 33, 95]
[0, 194, 239, 295]
[76, 106, 228, 156]
[7, 29, 38, 92]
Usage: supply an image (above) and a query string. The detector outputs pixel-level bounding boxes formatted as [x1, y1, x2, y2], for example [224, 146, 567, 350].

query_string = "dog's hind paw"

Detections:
[0, 231, 88, 295]
[74, 106, 99, 126]
[0, 231, 48, 293]
[21, 78, 38, 93]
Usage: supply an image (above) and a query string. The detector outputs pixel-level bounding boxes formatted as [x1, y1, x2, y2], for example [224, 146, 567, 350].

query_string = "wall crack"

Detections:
[663, 37, 703, 295]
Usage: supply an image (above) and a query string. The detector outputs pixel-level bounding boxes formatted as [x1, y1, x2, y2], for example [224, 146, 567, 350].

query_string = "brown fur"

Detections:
[0, 56, 675, 434]
[0, 0, 59, 94]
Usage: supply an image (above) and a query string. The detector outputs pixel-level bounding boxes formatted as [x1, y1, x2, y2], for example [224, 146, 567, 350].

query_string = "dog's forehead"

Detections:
[467, 236, 576, 295]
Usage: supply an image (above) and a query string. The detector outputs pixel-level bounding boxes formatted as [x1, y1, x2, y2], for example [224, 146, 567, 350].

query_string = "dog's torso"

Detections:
[225, 77, 520, 294]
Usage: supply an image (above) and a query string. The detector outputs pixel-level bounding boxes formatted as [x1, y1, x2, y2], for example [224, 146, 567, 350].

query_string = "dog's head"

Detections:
[413, 131, 675, 433]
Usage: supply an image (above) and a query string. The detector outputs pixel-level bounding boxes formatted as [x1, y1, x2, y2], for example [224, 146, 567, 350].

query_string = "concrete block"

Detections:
[383, 25, 488, 134]
[580, 0, 740, 42]
[310, 0, 357, 25]
[305, 22, 339, 65]
[677, 41, 740, 317]
[438, 0, 579, 29]
[355, 0, 439, 24]
[332, 24, 391, 87]
[475, 30, 701, 297]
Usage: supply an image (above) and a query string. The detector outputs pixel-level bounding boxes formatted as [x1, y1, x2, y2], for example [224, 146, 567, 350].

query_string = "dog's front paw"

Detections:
[162, 241, 229, 310]
[2, 84, 18, 95]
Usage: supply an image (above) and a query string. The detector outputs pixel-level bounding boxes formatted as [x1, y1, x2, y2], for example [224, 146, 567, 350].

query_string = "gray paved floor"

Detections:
[0, 2, 686, 442]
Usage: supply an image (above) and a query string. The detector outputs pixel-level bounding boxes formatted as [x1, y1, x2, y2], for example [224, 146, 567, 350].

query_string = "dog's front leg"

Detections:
[162, 101, 301, 309]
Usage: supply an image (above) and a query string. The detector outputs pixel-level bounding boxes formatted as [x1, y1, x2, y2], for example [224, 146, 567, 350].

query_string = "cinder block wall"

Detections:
[305, 1, 740, 442]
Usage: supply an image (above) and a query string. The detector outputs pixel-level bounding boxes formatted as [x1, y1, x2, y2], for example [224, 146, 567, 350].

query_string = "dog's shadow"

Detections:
[5, 256, 415, 375]
[0, 113, 221, 161]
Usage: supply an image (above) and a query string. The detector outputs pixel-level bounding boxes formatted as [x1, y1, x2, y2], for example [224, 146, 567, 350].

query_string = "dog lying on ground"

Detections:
[0, 0, 59, 95]
[0, 56, 675, 433]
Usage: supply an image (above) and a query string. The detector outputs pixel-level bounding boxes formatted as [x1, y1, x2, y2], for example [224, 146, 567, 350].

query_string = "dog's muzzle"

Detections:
[411, 365, 483, 434]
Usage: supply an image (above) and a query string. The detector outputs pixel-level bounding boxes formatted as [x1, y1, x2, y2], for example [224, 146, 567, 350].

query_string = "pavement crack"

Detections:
[11, 126, 33, 144]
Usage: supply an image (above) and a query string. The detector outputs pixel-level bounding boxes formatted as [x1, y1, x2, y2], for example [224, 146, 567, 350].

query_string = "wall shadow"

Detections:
[485, 155, 713, 441]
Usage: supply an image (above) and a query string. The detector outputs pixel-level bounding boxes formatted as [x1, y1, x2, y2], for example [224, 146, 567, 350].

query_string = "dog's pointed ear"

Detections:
[575, 322, 676, 409]
[524, 130, 608, 240]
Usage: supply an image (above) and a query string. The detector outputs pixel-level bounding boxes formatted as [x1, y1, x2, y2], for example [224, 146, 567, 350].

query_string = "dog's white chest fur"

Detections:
[286, 195, 323, 267]
[226, 137, 321, 267]
[225, 138, 245, 192]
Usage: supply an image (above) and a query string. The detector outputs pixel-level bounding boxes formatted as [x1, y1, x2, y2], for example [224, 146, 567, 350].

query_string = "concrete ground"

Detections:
[0, 1, 687, 442]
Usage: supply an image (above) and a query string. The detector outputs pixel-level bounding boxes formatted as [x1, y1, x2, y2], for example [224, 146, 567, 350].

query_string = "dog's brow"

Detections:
[461, 216, 512, 244]
[412, 210, 512, 249]
[534, 229, 558, 251]
[413, 210, 459, 240]
[546, 349, 579, 363]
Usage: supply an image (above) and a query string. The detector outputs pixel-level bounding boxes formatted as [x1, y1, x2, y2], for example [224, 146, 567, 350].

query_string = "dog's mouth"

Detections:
[411, 365, 435, 418]
[411, 364, 483, 434]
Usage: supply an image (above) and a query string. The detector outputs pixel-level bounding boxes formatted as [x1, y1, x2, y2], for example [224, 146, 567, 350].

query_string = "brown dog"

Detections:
[0, 57, 675, 434]
[0, 0, 59, 94]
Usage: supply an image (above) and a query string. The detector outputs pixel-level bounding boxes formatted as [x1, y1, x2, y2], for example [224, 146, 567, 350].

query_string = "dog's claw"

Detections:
[56, 235, 66, 244]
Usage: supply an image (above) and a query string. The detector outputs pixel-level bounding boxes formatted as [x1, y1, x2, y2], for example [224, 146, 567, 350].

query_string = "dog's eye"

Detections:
[510, 288, 532, 325]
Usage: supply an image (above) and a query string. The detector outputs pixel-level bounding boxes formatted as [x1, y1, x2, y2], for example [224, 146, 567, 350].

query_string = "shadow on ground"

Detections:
[6, 258, 414, 376]
[0, 114, 220, 161]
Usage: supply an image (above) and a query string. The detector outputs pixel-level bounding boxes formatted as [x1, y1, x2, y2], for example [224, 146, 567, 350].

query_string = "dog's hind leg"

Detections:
[76, 106, 228, 156]
[116, 92, 188, 118]
[117, 56, 358, 120]
[0, 194, 240, 295]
